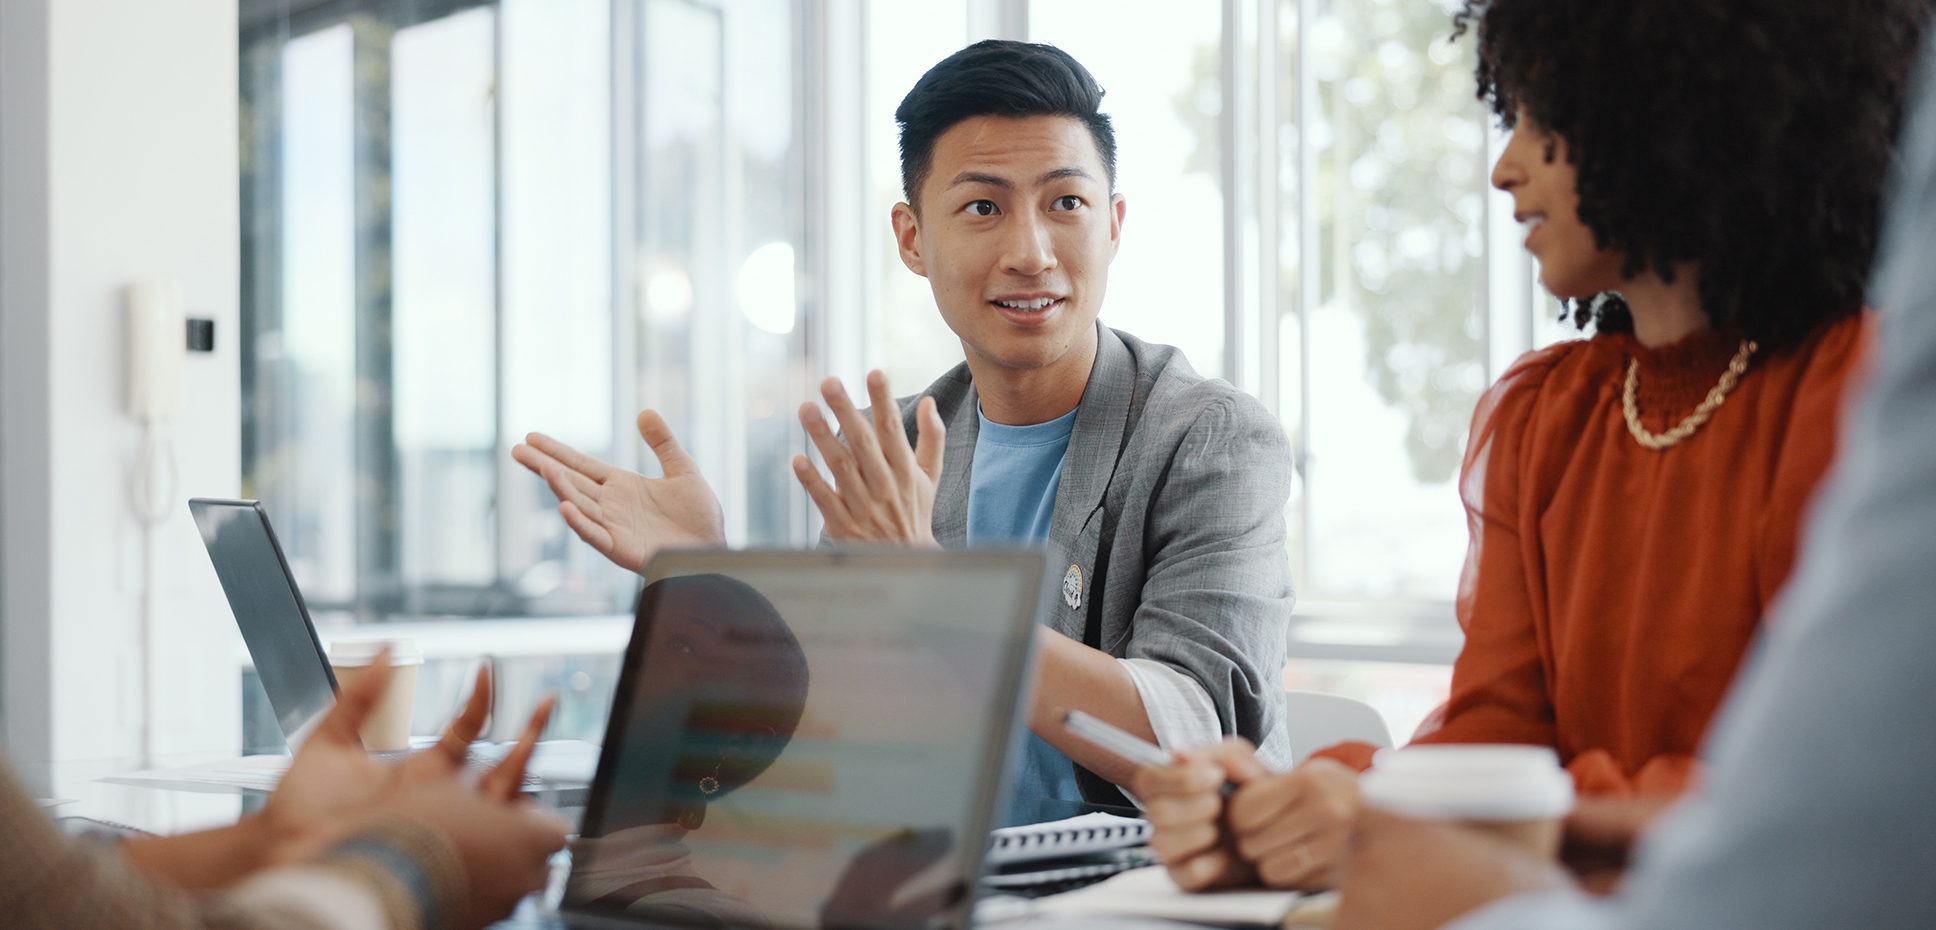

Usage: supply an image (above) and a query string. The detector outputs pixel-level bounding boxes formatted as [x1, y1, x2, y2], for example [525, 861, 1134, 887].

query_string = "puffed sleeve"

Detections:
[1312, 344, 1576, 769]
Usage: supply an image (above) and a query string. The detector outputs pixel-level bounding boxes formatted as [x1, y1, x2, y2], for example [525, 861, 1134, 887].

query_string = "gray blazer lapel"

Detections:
[1048, 323, 1135, 546]
[930, 380, 980, 547]
[927, 322, 1132, 553]
[1032, 325, 1137, 636]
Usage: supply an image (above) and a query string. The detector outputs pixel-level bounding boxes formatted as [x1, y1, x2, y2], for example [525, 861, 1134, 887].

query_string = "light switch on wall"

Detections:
[186, 318, 214, 352]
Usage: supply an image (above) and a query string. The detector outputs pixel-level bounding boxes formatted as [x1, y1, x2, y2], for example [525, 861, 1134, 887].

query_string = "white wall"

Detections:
[1, 0, 242, 807]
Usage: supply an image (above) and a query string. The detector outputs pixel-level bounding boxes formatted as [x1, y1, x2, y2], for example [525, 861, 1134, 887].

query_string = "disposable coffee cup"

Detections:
[1358, 744, 1575, 859]
[328, 638, 424, 752]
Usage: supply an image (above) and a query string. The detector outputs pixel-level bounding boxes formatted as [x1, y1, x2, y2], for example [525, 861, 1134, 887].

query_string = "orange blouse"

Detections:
[1317, 313, 1871, 796]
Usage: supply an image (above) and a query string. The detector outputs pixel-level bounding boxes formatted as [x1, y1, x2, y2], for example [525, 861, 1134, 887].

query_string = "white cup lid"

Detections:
[1360, 744, 1574, 820]
[327, 638, 424, 667]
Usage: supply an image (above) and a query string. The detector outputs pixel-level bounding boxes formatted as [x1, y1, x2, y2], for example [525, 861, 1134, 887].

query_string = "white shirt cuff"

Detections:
[1118, 658, 1224, 753]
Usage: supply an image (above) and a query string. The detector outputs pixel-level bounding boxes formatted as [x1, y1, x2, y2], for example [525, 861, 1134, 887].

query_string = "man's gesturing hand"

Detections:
[512, 410, 725, 574]
[794, 370, 946, 546]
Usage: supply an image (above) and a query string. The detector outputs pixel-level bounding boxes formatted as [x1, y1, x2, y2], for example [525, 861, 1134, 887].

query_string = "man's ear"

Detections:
[892, 202, 928, 277]
[1108, 192, 1127, 261]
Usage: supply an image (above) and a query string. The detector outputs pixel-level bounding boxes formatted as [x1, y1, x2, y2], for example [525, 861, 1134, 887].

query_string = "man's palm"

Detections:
[512, 410, 725, 574]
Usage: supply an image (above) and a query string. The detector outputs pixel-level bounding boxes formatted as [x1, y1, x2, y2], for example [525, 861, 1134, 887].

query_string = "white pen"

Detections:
[1062, 710, 1177, 768]
[1063, 710, 1239, 796]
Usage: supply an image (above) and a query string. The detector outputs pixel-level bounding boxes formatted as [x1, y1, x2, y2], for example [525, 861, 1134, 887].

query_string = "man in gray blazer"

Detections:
[514, 41, 1293, 810]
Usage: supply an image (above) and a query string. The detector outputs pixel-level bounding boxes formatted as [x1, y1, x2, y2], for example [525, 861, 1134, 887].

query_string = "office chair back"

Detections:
[1282, 689, 1394, 765]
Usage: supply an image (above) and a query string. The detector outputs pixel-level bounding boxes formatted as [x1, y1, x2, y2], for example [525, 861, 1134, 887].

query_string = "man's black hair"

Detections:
[895, 39, 1117, 209]
[1454, 0, 1933, 349]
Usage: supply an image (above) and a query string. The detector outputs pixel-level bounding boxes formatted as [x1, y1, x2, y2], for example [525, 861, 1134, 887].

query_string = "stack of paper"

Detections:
[1035, 865, 1308, 926]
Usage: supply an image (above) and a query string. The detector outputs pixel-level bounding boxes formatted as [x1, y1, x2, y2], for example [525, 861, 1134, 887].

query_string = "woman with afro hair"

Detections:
[1126, 0, 1933, 896]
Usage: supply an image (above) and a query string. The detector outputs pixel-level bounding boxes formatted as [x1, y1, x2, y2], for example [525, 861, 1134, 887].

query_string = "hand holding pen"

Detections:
[1063, 711, 1237, 796]
[1067, 710, 1355, 893]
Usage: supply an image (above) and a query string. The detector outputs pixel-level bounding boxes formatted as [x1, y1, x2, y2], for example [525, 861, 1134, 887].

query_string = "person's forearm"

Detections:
[1027, 626, 1157, 787]
[121, 815, 278, 893]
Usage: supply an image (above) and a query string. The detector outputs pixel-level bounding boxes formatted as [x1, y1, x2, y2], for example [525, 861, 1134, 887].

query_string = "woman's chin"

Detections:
[1537, 276, 1599, 304]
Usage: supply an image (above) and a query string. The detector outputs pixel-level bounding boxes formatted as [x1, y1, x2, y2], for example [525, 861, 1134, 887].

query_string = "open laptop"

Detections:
[554, 549, 1047, 930]
[189, 497, 554, 783]
[190, 498, 341, 750]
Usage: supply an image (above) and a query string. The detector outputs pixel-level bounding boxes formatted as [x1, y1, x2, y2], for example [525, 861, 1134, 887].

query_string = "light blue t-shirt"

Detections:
[966, 404, 1078, 546]
[965, 403, 1084, 823]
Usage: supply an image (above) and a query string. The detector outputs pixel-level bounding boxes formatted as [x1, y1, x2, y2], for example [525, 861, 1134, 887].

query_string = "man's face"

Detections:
[892, 115, 1126, 373]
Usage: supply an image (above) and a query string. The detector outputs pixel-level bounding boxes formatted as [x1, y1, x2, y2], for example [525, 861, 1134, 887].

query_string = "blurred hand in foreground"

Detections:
[126, 651, 565, 929]
[275, 653, 566, 929]
[262, 658, 557, 864]
[1560, 795, 1678, 895]
[1333, 807, 1566, 930]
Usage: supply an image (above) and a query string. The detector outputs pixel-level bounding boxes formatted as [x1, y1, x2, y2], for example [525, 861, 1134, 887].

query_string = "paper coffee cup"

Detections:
[328, 638, 424, 752]
[1359, 744, 1575, 859]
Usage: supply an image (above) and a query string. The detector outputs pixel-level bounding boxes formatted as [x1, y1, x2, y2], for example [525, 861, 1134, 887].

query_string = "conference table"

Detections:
[49, 753, 1333, 930]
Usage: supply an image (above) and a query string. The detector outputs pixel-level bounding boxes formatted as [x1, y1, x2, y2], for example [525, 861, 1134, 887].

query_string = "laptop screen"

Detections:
[569, 550, 1043, 930]
[189, 499, 338, 748]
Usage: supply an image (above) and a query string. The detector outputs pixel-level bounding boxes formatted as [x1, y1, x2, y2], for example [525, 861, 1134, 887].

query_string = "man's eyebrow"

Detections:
[943, 166, 1097, 190]
[946, 171, 1012, 189]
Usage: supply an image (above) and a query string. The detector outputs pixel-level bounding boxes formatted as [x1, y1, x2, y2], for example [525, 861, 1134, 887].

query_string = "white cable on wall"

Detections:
[127, 280, 184, 768]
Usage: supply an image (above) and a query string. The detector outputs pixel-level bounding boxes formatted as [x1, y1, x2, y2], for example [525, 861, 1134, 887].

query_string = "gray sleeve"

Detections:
[1457, 42, 1936, 930]
[1125, 392, 1296, 768]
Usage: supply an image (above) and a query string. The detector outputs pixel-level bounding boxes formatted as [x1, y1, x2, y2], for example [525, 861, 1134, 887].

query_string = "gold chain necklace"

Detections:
[1622, 339, 1757, 450]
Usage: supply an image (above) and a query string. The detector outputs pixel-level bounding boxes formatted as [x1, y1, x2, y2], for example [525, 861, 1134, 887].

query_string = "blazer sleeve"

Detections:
[1125, 390, 1297, 769]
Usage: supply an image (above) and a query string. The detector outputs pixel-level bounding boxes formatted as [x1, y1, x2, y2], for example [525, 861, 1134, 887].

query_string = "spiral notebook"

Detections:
[985, 812, 1152, 866]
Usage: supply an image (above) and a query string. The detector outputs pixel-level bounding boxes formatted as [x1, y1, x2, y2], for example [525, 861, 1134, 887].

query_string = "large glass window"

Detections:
[1030, 0, 1227, 377]
[1288, 0, 1485, 601]
[622, 0, 806, 547]
[868, 1, 971, 395]
[241, 0, 805, 624]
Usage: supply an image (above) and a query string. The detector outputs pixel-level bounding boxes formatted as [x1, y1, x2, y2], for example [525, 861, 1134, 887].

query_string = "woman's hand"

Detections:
[392, 664, 554, 802]
[118, 657, 402, 890]
[793, 371, 946, 546]
[1334, 808, 1566, 930]
[250, 653, 407, 867]
[374, 782, 567, 930]
[1134, 738, 1262, 891]
[260, 657, 558, 866]
[1560, 795, 1677, 895]
[513, 410, 726, 574]
[1223, 757, 1361, 890]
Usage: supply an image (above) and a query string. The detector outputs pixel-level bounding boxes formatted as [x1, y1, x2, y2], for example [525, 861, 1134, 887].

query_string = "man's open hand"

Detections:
[793, 370, 946, 546]
[512, 410, 726, 574]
